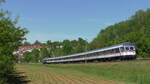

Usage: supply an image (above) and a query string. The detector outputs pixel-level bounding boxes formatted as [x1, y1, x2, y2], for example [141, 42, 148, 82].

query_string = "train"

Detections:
[42, 42, 136, 64]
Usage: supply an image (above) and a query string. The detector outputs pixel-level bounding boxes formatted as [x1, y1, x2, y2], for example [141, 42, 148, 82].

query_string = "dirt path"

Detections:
[16, 64, 125, 84]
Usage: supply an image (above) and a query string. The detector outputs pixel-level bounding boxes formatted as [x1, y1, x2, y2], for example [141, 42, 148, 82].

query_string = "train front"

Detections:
[119, 43, 136, 60]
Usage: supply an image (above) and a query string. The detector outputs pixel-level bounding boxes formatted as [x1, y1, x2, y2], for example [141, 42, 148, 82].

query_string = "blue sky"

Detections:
[1, 0, 150, 43]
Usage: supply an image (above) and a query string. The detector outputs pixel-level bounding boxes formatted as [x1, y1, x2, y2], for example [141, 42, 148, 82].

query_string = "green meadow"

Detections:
[16, 60, 150, 84]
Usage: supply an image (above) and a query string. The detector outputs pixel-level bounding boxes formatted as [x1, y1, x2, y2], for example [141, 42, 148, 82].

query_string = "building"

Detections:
[13, 44, 42, 56]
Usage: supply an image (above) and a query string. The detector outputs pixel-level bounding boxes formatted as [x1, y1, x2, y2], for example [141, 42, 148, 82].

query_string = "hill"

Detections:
[90, 9, 150, 58]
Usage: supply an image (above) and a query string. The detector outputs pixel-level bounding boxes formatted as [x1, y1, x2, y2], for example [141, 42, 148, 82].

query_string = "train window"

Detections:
[94, 53, 97, 56]
[92, 53, 95, 56]
[92, 53, 96, 56]
[114, 48, 119, 53]
[105, 50, 109, 54]
[98, 52, 102, 55]
[94, 52, 98, 56]
[126, 47, 129, 51]
[117, 48, 119, 52]
[103, 51, 106, 54]
[110, 49, 113, 53]
[95, 52, 99, 56]
[90, 53, 93, 56]
[120, 47, 124, 52]
[87, 54, 90, 57]
[103, 51, 105, 54]
[110, 49, 114, 53]
[107, 50, 111, 54]
[103, 51, 106, 55]
[106, 50, 108, 54]
[130, 47, 135, 51]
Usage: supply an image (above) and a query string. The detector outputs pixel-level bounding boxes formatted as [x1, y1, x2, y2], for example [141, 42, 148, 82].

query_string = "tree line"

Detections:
[22, 38, 89, 63]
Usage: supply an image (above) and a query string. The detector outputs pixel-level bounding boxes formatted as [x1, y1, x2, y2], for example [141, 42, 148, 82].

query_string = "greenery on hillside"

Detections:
[90, 9, 150, 58]
[0, 1, 27, 83]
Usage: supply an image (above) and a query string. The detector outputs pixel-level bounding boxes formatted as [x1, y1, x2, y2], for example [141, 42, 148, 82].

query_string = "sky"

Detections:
[1, 0, 150, 43]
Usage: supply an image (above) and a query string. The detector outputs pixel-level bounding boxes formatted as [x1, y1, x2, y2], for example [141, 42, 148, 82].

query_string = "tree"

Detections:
[62, 40, 73, 55]
[23, 51, 32, 63]
[0, 1, 28, 83]
[23, 41, 31, 46]
[75, 38, 88, 53]
[31, 49, 40, 63]
[34, 40, 41, 45]
[40, 48, 49, 59]
[0, 0, 5, 3]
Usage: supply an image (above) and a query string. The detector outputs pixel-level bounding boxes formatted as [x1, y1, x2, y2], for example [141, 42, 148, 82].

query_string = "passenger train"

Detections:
[42, 42, 136, 64]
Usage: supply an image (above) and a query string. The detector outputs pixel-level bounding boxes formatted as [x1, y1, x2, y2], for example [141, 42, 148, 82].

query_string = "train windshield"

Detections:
[130, 47, 135, 51]
[125, 46, 135, 51]
[125, 47, 129, 51]
[120, 46, 135, 52]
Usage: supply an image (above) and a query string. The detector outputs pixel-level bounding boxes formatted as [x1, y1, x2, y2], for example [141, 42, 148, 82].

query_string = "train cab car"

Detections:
[119, 43, 136, 60]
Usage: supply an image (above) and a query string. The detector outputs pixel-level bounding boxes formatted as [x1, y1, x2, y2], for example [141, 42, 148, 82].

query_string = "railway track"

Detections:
[136, 58, 150, 60]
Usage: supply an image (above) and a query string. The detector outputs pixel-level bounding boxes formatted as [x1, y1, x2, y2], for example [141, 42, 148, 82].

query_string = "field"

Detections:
[16, 60, 150, 84]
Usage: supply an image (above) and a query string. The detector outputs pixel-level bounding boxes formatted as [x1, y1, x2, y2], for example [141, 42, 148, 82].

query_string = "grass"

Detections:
[16, 60, 150, 84]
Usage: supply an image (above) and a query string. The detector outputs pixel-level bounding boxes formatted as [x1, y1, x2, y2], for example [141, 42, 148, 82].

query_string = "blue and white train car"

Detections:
[42, 42, 136, 64]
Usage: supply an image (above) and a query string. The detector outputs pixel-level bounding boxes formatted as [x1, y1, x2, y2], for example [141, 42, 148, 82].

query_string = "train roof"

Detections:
[44, 42, 135, 60]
